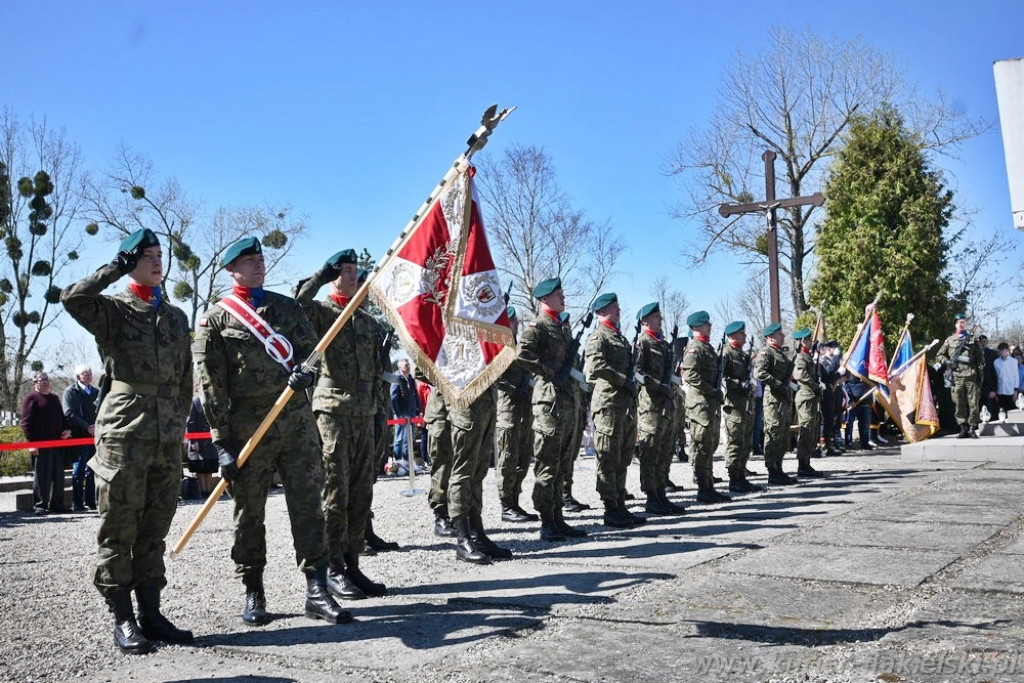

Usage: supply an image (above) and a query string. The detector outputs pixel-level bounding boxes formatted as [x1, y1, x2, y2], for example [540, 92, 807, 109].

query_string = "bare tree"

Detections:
[649, 275, 690, 333]
[0, 110, 88, 413]
[734, 268, 789, 349]
[667, 25, 989, 318]
[947, 231, 1017, 325]
[476, 144, 625, 327]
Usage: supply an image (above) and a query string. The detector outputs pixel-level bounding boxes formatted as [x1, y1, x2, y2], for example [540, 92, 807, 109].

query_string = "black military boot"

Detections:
[554, 507, 588, 537]
[242, 571, 271, 626]
[305, 567, 353, 623]
[664, 478, 683, 493]
[469, 514, 513, 559]
[106, 591, 154, 655]
[343, 552, 387, 596]
[727, 468, 745, 493]
[797, 459, 824, 478]
[539, 510, 567, 542]
[453, 516, 490, 564]
[561, 488, 590, 513]
[695, 473, 731, 503]
[957, 424, 971, 439]
[326, 559, 365, 601]
[767, 467, 798, 486]
[433, 507, 456, 537]
[500, 498, 531, 523]
[602, 498, 635, 528]
[135, 585, 194, 644]
[970, 426, 980, 439]
[618, 494, 647, 526]
[365, 517, 400, 552]
[644, 490, 676, 515]
[511, 496, 540, 522]
[657, 488, 688, 513]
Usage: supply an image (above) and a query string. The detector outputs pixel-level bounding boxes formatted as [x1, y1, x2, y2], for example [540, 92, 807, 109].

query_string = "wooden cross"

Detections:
[718, 150, 824, 324]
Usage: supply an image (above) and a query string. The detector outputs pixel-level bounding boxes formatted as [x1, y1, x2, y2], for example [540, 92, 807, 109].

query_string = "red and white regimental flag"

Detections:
[370, 164, 515, 408]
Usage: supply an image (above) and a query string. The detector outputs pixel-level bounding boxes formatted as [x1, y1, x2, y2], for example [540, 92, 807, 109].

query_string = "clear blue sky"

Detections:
[3, 1, 1023, 362]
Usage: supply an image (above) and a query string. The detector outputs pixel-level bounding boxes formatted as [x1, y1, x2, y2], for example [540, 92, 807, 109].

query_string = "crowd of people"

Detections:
[13, 226, 1021, 656]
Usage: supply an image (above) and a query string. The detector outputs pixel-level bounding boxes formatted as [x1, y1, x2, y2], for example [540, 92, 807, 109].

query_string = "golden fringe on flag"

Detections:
[876, 354, 940, 443]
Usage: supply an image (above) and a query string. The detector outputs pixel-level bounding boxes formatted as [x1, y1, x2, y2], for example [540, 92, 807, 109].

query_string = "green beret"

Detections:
[327, 249, 358, 267]
[220, 236, 263, 267]
[763, 322, 782, 336]
[954, 312, 967, 321]
[357, 268, 368, 285]
[559, 311, 570, 324]
[724, 321, 745, 335]
[506, 305, 517, 319]
[793, 327, 812, 340]
[592, 292, 617, 312]
[533, 277, 562, 299]
[686, 310, 710, 328]
[119, 228, 159, 254]
[636, 301, 660, 321]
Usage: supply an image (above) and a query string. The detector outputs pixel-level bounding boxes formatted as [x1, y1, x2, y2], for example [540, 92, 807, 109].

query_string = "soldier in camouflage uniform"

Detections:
[934, 313, 985, 438]
[584, 293, 647, 528]
[295, 250, 388, 600]
[194, 237, 348, 626]
[495, 306, 539, 523]
[426, 385, 456, 536]
[635, 302, 686, 515]
[62, 229, 194, 654]
[681, 310, 730, 504]
[792, 328, 824, 478]
[561, 311, 593, 513]
[755, 323, 798, 485]
[721, 321, 761, 493]
[517, 277, 588, 542]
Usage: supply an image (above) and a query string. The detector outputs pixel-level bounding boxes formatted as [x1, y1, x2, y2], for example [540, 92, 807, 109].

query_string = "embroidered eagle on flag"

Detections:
[370, 163, 515, 408]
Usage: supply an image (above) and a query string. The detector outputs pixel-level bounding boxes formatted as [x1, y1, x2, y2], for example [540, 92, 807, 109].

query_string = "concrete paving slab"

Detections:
[996, 533, 1024, 555]
[950, 553, 1024, 594]
[900, 488, 1024, 508]
[901, 435, 1024, 463]
[847, 502, 1023, 526]
[879, 589, 1024, 653]
[716, 543, 958, 586]
[793, 519, 1001, 552]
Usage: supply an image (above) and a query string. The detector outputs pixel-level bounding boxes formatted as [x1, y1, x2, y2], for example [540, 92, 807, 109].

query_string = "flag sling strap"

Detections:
[216, 294, 295, 372]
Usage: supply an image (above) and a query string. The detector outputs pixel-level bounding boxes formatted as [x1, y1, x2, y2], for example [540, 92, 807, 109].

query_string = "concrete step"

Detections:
[978, 421, 1024, 437]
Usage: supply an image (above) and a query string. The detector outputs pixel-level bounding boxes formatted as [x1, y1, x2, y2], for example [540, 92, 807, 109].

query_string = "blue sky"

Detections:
[3, 1, 1023, 363]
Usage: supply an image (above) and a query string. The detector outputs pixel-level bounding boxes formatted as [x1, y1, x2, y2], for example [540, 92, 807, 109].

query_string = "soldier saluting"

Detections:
[584, 293, 647, 528]
[517, 277, 587, 542]
[194, 237, 349, 626]
[934, 313, 985, 439]
[62, 228, 194, 654]
[755, 323, 798, 485]
[295, 249, 388, 600]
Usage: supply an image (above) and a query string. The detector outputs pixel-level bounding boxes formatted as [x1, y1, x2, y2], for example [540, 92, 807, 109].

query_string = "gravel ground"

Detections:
[4, 442, 1019, 683]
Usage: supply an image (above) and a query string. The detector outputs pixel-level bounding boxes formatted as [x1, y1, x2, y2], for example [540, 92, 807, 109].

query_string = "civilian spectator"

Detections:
[186, 384, 219, 497]
[63, 364, 99, 511]
[978, 335, 999, 422]
[389, 359, 420, 462]
[993, 342, 1020, 422]
[21, 372, 71, 515]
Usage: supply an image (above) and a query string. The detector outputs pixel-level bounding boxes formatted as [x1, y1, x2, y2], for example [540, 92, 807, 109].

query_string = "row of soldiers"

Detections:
[60, 230, 837, 655]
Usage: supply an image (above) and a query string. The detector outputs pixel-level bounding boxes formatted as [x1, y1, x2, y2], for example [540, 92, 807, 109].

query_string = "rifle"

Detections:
[503, 280, 513, 306]
[661, 324, 679, 387]
[555, 310, 594, 391]
[939, 323, 980, 386]
[714, 331, 727, 401]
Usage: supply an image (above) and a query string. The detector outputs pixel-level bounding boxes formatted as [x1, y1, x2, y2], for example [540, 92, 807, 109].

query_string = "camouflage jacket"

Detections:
[423, 383, 448, 437]
[935, 332, 984, 380]
[793, 350, 823, 398]
[61, 264, 192, 443]
[295, 268, 382, 417]
[584, 322, 635, 413]
[193, 290, 317, 447]
[517, 311, 577, 411]
[682, 336, 721, 426]
[495, 355, 532, 429]
[636, 331, 672, 415]
[756, 343, 793, 404]
[722, 343, 753, 412]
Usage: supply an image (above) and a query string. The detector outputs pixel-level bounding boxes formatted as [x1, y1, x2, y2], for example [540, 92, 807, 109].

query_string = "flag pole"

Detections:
[169, 105, 516, 560]
[853, 338, 939, 412]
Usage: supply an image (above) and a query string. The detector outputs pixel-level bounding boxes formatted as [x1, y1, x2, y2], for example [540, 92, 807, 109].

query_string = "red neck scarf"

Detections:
[693, 333, 709, 344]
[767, 338, 781, 350]
[600, 318, 619, 332]
[329, 293, 351, 308]
[232, 284, 265, 307]
[729, 339, 744, 349]
[128, 283, 159, 307]
[644, 328, 660, 340]
[542, 305, 562, 324]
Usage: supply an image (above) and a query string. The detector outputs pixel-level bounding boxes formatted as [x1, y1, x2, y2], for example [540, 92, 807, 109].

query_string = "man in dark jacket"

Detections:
[21, 372, 71, 515]
[63, 364, 99, 511]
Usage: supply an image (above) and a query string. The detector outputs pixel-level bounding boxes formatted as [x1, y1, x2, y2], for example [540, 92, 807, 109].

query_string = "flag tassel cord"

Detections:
[851, 338, 940, 412]
[169, 105, 516, 560]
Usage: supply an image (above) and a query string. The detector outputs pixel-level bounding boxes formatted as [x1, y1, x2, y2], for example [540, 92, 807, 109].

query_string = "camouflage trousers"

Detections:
[593, 407, 636, 502]
[763, 396, 793, 472]
[91, 438, 181, 598]
[226, 407, 328, 578]
[638, 410, 672, 494]
[952, 377, 981, 427]
[723, 405, 753, 474]
[448, 404, 495, 522]
[427, 421, 454, 513]
[563, 413, 586, 491]
[689, 405, 721, 488]
[795, 393, 821, 464]
[531, 399, 578, 516]
[496, 416, 533, 503]
[317, 412, 376, 558]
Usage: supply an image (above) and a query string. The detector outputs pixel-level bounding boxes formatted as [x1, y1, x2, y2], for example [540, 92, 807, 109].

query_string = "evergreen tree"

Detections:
[810, 105, 953, 350]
